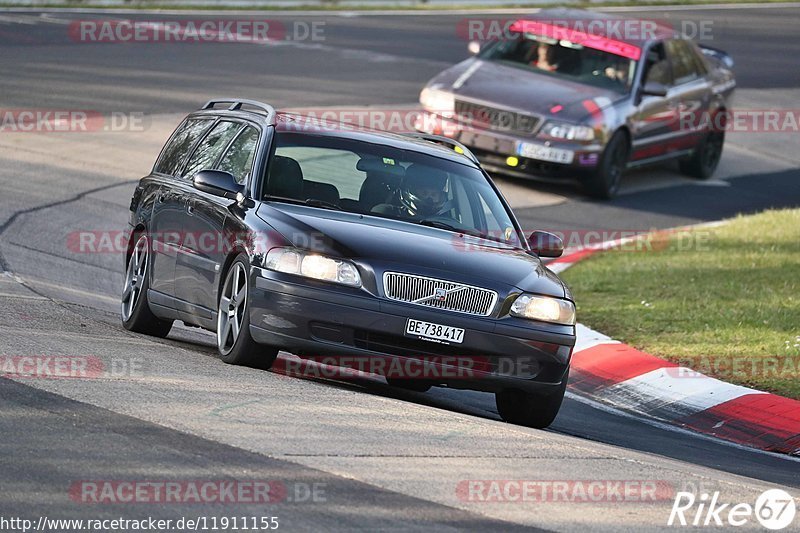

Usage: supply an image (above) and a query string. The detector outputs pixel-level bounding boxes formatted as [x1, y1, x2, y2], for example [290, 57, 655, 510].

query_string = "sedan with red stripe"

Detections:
[415, 8, 736, 198]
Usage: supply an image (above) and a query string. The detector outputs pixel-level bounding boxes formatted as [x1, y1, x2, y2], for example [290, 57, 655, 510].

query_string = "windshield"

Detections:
[479, 33, 636, 93]
[261, 132, 523, 247]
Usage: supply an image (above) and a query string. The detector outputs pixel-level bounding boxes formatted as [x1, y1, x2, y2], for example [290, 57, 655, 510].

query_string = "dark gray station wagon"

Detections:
[122, 98, 576, 428]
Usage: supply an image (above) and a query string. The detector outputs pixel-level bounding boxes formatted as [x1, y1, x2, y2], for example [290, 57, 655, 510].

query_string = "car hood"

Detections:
[257, 203, 567, 299]
[430, 58, 623, 123]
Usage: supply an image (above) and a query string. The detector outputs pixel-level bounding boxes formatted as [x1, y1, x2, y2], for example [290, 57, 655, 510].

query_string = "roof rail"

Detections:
[402, 133, 480, 165]
[201, 98, 277, 125]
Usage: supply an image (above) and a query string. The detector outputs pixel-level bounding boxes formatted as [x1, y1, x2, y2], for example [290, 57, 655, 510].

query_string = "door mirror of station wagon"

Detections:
[528, 230, 564, 258]
[193, 169, 244, 200]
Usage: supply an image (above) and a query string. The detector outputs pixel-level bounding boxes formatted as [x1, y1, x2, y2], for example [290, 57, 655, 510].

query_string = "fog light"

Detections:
[506, 156, 519, 167]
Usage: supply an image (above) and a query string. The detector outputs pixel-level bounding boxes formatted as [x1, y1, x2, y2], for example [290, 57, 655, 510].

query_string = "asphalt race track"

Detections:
[1, 5, 799, 531]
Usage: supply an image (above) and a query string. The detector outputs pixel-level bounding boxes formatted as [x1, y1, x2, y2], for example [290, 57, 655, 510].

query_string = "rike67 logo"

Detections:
[668, 489, 796, 530]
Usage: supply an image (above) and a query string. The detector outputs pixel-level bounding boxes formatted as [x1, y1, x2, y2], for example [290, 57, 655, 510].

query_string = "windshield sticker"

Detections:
[509, 20, 642, 61]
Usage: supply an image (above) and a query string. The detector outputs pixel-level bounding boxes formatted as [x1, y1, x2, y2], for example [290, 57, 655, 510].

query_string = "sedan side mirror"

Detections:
[468, 41, 481, 55]
[641, 81, 669, 98]
[528, 230, 564, 258]
[193, 169, 244, 200]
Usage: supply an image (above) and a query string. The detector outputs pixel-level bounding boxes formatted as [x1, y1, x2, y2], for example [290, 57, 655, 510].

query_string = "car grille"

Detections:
[454, 100, 541, 136]
[383, 272, 497, 317]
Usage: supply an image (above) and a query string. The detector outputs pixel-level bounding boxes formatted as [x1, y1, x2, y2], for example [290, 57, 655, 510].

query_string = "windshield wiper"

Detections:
[263, 195, 342, 211]
[418, 218, 460, 232]
[304, 199, 342, 211]
[419, 219, 488, 240]
[418, 218, 518, 247]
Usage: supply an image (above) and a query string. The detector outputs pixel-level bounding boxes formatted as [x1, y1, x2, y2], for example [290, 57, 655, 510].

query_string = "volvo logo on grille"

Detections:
[434, 288, 448, 302]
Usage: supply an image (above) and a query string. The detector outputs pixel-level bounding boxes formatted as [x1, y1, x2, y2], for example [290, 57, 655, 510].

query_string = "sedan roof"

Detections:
[514, 8, 677, 52]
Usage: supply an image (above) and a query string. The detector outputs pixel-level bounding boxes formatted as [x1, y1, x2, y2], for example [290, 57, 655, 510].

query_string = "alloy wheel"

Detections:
[121, 234, 148, 322]
[218, 262, 248, 355]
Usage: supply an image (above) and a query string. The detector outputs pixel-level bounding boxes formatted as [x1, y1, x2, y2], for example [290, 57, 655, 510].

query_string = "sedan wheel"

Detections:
[582, 131, 629, 199]
[121, 233, 173, 337]
[679, 129, 725, 179]
[216, 254, 277, 369]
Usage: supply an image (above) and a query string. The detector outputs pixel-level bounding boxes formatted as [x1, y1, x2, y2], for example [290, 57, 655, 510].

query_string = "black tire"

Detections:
[386, 377, 433, 392]
[217, 254, 277, 370]
[121, 233, 173, 338]
[582, 131, 629, 199]
[679, 129, 725, 180]
[495, 375, 568, 429]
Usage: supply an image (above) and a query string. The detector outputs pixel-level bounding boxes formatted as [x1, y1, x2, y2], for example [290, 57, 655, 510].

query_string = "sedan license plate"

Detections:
[405, 319, 464, 344]
[516, 142, 575, 164]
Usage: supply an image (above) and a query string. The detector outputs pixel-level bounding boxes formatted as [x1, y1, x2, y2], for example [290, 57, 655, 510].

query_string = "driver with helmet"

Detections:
[371, 164, 452, 220]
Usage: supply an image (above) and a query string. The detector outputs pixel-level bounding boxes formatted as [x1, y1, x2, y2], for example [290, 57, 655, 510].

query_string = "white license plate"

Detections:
[516, 142, 574, 164]
[405, 319, 464, 344]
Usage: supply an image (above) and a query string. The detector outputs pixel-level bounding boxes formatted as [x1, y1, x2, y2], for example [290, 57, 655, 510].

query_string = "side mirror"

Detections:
[468, 41, 481, 55]
[641, 81, 668, 98]
[193, 170, 244, 200]
[528, 230, 564, 258]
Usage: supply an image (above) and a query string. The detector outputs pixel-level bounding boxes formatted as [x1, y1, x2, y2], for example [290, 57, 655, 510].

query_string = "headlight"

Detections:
[510, 294, 576, 325]
[419, 88, 455, 114]
[539, 121, 595, 141]
[265, 248, 362, 287]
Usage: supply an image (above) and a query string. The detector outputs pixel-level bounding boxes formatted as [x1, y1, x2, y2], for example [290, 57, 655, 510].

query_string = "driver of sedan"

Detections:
[372, 164, 451, 220]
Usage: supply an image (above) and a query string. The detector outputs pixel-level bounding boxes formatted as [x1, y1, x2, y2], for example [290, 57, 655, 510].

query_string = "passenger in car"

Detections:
[530, 41, 559, 72]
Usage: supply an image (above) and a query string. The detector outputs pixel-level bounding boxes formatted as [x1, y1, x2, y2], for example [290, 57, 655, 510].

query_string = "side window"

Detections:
[154, 118, 214, 176]
[643, 42, 672, 86]
[273, 146, 365, 200]
[687, 43, 709, 76]
[665, 40, 702, 85]
[182, 121, 242, 179]
[217, 126, 260, 185]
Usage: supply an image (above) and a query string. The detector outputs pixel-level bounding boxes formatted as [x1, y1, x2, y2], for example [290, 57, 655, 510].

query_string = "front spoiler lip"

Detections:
[253, 325, 568, 394]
